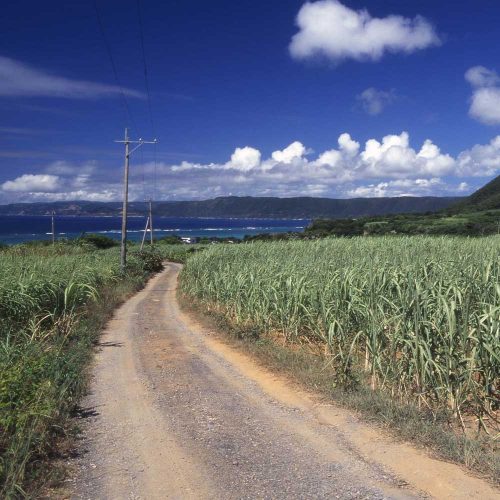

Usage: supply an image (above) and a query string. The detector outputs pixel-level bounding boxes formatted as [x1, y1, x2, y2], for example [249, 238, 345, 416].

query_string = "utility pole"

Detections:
[119, 128, 130, 271]
[115, 128, 157, 272]
[140, 199, 155, 250]
[140, 216, 150, 250]
[149, 198, 154, 244]
[51, 211, 55, 245]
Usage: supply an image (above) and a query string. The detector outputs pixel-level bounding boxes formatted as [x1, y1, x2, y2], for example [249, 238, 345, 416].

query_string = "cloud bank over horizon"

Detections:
[2, 133, 499, 203]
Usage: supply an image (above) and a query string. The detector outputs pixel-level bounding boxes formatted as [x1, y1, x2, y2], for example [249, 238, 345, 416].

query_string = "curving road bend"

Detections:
[70, 264, 498, 500]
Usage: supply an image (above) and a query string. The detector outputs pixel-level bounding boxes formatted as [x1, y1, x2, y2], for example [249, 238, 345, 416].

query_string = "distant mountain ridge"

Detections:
[0, 196, 461, 219]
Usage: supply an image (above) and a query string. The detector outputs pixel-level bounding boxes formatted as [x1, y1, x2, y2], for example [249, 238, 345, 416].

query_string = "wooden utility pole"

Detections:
[140, 199, 155, 250]
[120, 128, 130, 270]
[149, 198, 154, 244]
[115, 128, 157, 272]
[51, 211, 55, 245]
[140, 216, 150, 251]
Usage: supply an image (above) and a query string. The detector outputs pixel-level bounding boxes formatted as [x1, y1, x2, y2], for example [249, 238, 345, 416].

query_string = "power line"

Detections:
[140, 144, 146, 201]
[93, 0, 139, 134]
[153, 140, 157, 201]
[135, 0, 155, 137]
[136, 0, 158, 202]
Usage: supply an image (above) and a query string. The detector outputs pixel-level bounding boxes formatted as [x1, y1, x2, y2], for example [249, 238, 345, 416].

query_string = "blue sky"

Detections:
[1, 0, 500, 202]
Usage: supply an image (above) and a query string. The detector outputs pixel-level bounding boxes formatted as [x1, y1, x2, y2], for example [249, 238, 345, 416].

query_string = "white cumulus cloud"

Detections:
[2, 174, 60, 192]
[469, 88, 500, 125]
[229, 146, 262, 171]
[457, 136, 500, 176]
[289, 0, 440, 63]
[338, 133, 359, 155]
[271, 141, 307, 163]
[466, 66, 500, 125]
[160, 133, 478, 197]
[137, 133, 498, 199]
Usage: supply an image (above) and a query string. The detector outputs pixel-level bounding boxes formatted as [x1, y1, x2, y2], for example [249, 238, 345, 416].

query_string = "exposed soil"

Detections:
[67, 264, 499, 499]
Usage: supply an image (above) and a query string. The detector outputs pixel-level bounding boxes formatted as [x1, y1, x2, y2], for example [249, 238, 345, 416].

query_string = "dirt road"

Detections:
[70, 264, 498, 499]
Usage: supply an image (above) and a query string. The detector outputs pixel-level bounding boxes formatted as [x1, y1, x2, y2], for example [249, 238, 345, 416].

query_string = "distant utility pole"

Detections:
[149, 198, 154, 244]
[115, 128, 157, 271]
[140, 199, 155, 251]
[51, 211, 55, 245]
[140, 216, 150, 250]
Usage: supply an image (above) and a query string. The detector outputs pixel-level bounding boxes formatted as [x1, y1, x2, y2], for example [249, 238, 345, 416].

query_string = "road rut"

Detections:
[71, 264, 498, 500]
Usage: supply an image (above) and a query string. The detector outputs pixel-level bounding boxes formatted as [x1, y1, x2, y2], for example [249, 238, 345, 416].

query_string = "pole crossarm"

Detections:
[114, 138, 158, 157]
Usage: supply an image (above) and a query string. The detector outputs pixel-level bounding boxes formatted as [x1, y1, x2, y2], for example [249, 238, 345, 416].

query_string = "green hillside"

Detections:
[448, 174, 500, 212]
[306, 174, 500, 237]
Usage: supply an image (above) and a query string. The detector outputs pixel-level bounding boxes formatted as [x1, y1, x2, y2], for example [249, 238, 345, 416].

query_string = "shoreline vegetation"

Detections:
[1, 206, 498, 248]
[179, 237, 500, 482]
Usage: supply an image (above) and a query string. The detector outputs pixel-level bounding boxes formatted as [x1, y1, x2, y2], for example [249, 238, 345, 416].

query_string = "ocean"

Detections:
[0, 215, 309, 245]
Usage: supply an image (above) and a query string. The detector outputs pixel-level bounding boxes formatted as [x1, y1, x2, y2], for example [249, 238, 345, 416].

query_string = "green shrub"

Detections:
[157, 235, 182, 245]
[130, 247, 164, 273]
[79, 233, 118, 249]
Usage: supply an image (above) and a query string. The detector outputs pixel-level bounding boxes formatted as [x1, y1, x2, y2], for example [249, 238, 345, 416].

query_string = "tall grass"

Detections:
[0, 243, 159, 497]
[180, 236, 500, 430]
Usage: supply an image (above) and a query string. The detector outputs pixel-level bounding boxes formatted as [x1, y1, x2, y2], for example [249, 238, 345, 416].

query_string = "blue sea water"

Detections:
[0, 215, 309, 245]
